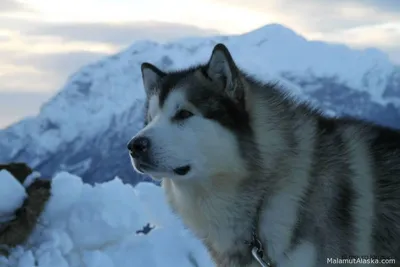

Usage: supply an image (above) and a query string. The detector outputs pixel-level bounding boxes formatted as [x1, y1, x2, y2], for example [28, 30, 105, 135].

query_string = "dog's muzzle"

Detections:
[127, 136, 151, 159]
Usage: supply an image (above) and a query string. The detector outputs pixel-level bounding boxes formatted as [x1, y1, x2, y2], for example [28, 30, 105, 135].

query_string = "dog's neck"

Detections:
[163, 175, 267, 266]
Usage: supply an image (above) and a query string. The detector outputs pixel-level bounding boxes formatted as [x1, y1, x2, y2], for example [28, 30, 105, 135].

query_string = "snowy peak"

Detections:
[239, 23, 307, 43]
[234, 25, 393, 101]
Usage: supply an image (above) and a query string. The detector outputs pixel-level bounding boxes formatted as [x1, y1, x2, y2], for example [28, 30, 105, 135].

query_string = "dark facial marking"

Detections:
[187, 86, 250, 133]
[158, 66, 200, 108]
[150, 62, 251, 134]
[184, 72, 263, 175]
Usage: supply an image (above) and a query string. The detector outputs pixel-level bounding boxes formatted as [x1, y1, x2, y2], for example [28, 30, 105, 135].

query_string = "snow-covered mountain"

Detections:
[1, 24, 399, 185]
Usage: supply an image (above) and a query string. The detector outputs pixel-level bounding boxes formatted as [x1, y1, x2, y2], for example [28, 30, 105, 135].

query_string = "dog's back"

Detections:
[247, 79, 400, 265]
[368, 122, 400, 259]
[281, 114, 400, 265]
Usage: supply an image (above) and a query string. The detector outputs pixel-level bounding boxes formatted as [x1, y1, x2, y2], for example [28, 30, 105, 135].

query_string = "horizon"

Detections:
[1, 0, 399, 128]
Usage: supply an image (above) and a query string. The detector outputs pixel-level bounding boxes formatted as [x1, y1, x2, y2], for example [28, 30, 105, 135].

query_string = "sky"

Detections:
[1, 0, 400, 128]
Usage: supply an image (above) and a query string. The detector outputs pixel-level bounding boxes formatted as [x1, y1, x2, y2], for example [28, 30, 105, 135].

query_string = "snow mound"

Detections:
[0, 172, 213, 267]
[0, 170, 27, 222]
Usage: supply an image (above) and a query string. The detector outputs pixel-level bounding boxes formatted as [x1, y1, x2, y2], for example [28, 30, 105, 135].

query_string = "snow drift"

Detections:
[0, 172, 213, 267]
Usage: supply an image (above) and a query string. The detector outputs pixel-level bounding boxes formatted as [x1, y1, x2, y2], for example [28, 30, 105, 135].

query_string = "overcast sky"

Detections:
[1, 0, 399, 128]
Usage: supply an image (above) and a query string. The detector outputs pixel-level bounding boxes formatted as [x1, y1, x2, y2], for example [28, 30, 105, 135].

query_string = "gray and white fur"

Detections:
[127, 43, 400, 267]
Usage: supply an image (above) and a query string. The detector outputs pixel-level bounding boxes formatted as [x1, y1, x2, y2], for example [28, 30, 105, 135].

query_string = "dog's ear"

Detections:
[206, 43, 243, 103]
[141, 63, 165, 96]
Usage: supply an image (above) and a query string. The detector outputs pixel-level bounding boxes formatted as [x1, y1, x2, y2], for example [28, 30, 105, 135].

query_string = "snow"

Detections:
[0, 172, 213, 267]
[0, 170, 27, 222]
[23, 171, 41, 188]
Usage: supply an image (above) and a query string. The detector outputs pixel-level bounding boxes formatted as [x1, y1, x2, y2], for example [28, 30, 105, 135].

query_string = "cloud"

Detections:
[0, 0, 23, 13]
[360, 0, 400, 12]
[23, 21, 219, 46]
[211, 0, 400, 32]
[0, 50, 107, 92]
[15, 51, 108, 76]
[0, 16, 42, 31]
[0, 19, 219, 93]
[0, 0, 34, 14]
[319, 23, 400, 47]
[0, 18, 219, 49]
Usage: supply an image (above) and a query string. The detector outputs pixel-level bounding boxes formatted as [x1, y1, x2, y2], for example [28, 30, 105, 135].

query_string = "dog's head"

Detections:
[128, 44, 255, 181]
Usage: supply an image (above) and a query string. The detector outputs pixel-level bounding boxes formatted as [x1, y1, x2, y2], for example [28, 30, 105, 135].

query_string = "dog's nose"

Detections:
[127, 136, 151, 158]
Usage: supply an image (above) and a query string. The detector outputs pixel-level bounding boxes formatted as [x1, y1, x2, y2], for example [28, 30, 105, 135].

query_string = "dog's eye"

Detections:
[174, 109, 194, 120]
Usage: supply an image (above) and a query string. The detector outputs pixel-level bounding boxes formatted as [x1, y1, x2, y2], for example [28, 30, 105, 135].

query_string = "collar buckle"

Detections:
[245, 231, 274, 267]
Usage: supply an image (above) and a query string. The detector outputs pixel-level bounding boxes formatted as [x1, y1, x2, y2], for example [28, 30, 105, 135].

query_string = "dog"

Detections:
[127, 43, 400, 266]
